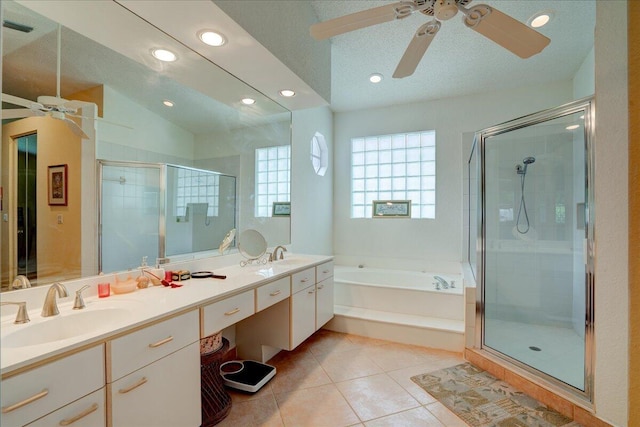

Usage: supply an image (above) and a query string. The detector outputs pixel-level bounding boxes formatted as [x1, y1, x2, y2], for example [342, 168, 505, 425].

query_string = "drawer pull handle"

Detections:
[148, 336, 174, 348]
[308, 289, 315, 294]
[2, 389, 49, 413]
[119, 377, 148, 394]
[224, 308, 240, 316]
[318, 284, 324, 290]
[322, 270, 330, 274]
[300, 278, 308, 283]
[269, 290, 282, 296]
[59, 403, 99, 425]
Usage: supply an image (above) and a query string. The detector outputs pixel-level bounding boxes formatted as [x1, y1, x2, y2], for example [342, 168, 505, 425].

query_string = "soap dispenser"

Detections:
[136, 256, 150, 289]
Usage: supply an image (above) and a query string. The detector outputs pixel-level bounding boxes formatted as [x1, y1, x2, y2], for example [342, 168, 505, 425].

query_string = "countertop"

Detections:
[0, 254, 333, 376]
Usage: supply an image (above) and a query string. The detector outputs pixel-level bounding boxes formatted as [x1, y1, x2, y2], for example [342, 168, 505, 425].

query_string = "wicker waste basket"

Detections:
[200, 335, 231, 426]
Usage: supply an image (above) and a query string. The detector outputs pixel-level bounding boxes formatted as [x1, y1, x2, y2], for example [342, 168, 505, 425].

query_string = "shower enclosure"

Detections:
[469, 98, 595, 400]
[98, 161, 236, 273]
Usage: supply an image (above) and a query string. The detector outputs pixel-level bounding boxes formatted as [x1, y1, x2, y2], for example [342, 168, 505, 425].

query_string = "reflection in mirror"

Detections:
[238, 229, 268, 262]
[1, 1, 291, 290]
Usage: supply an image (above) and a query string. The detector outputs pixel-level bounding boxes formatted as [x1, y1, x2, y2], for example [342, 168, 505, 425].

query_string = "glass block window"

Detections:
[175, 169, 219, 217]
[255, 145, 291, 217]
[351, 131, 436, 219]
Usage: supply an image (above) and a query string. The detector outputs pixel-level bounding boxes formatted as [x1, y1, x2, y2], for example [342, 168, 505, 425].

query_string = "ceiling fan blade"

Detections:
[2, 109, 44, 120]
[310, 1, 407, 40]
[461, 4, 550, 58]
[66, 112, 134, 130]
[393, 20, 441, 79]
[2, 93, 44, 110]
[60, 117, 89, 139]
[62, 100, 94, 111]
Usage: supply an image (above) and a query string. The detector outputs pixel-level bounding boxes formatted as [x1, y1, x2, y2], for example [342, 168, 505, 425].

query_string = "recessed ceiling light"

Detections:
[241, 98, 256, 105]
[163, 100, 174, 107]
[528, 10, 554, 28]
[279, 89, 296, 97]
[369, 73, 383, 83]
[151, 48, 177, 62]
[198, 30, 226, 47]
[566, 124, 580, 130]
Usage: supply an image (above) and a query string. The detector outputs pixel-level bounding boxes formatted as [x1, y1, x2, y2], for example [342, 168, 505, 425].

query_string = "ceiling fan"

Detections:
[1, 24, 92, 138]
[310, 0, 551, 78]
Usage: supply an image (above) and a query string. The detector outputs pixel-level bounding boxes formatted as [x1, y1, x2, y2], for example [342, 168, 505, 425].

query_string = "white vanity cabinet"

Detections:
[26, 389, 105, 427]
[107, 310, 200, 427]
[201, 289, 255, 337]
[291, 282, 317, 349]
[0, 345, 105, 427]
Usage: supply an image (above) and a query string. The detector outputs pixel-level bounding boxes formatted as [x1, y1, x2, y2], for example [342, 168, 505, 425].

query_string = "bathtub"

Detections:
[327, 266, 466, 350]
[334, 266, 463, 295]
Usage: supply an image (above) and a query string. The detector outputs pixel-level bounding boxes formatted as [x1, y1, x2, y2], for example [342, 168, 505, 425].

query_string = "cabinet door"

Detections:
[316, 277, 334, 330]
[291, 285, 316, 349]
[26, 388, 105, 427]
[110, 343, 201, 427]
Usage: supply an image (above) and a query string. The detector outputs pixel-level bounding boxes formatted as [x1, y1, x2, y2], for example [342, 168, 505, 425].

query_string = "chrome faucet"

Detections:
[73, 285, 90, 310]
[270, 245, 287, 261]
[11, 275, 31, 289]
[1, 301, 30, 324]
[42, 283, 68, 317]
[434, 275, 450, 289]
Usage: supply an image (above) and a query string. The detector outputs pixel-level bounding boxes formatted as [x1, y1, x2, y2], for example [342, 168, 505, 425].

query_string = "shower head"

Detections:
[516, 156, 536, 175]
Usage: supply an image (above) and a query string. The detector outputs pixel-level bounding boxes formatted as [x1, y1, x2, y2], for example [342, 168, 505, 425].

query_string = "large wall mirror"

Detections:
[1, 0, 292, 291]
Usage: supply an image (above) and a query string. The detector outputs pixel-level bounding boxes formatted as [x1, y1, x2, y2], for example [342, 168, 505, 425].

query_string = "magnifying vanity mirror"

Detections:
[1, 1, 291, 290]
[237, 229, 268, 266]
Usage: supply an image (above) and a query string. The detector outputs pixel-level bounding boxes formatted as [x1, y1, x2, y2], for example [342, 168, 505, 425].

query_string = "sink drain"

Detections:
[529, 346, 542, 352]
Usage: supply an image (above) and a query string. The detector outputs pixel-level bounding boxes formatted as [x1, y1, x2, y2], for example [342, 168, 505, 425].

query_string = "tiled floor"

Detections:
[217, 329, 468, 426]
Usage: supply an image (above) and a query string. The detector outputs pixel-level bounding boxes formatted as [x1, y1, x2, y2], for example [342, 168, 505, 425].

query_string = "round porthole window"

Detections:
[310, 132, 328, 176]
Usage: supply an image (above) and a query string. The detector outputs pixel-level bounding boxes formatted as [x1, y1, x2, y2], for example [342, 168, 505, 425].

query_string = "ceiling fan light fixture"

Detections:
[434, 0, 459, 21]
[198, 30, 226, 47]
[279, 89, 296, 97]
[528, 10, 554, 28]
[241, 98, 256, 105]
[151, 48, 177, 62]
[369, 73, 383, 83]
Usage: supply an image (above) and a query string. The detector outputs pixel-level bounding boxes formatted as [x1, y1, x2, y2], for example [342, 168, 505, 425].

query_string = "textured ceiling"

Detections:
[310, 0, 596, 112]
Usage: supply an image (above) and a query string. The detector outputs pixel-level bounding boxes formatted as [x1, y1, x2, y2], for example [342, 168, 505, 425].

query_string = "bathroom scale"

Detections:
[219, 360, 276, 393]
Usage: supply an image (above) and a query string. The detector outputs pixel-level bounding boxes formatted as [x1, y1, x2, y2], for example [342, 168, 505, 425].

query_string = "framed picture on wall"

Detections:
[372, 200, 411, 218]
[48, 164, 68, 206]
[272, 202, 291, 217]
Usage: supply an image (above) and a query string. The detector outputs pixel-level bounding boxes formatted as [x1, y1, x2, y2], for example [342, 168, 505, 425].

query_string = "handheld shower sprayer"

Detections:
[516, 156, 536, 175]
[516, 156, 536, 234]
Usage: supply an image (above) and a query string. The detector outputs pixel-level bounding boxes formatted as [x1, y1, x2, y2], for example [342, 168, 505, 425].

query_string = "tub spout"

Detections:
[434, 275, 449, 289]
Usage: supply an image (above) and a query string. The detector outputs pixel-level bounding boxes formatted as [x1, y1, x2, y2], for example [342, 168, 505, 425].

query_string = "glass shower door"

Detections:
[480, 99, 593, 396]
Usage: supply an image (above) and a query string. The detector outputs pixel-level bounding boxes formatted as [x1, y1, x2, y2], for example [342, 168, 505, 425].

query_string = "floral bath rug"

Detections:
[411, 363, 583, 427]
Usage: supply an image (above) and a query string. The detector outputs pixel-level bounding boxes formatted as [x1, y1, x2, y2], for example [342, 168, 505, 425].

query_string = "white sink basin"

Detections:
[3, 308, 133, 348]
[272, 257, 312, 267]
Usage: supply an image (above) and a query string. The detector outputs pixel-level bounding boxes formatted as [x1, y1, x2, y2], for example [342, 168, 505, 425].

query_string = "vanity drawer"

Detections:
[26, 388, 106, 427]
[256, 277, 290, 312]
[316, 261, 334, 283]
[291, 267, 315, 294]
[108, 310, 199, 382]
[201, 289, 255, 337]
[0, 345, 105, 427]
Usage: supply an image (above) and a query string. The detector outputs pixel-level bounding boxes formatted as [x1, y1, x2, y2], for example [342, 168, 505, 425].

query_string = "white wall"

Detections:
[333, 81, 573, 272]
[290, 106, 334, 255]
[593, 2, 628, 425]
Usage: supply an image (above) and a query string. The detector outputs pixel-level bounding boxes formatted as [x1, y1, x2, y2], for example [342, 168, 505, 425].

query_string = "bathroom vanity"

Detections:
[0, 255, 333, 427]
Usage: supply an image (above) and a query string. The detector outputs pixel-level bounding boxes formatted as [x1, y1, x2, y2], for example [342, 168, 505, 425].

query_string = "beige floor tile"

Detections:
[316, 347, 384, 382]
[300, 329, 363, 355]
[269, 357, 333, 394]
[363, 407, 446, 426]
[337, 373, 421, 421]
[275, 383, 360, 427]
[361, 343, 433, 372]
[227, 381, 273, 403]
[345, 334, 393, 348]
[385, 364, 440, 405]
[216, 393, 283, 427]
[424, 402, 468, 427]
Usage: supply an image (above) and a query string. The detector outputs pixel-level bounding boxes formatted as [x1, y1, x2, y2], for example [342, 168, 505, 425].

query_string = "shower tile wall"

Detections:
[101, 165, 160, 273]
[484, 132, 577, 327]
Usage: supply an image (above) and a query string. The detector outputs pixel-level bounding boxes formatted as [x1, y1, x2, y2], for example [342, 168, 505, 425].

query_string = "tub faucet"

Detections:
[434, 276, 450, 289]
[42, 283, 68, 317]
[270, 245, 287, 261]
